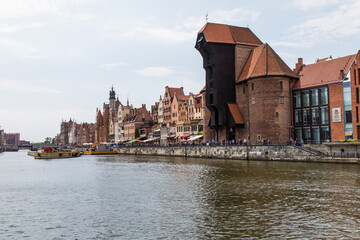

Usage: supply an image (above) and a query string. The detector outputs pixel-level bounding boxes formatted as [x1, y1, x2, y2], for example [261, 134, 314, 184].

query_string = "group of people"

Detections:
[290, 138, 304, 147]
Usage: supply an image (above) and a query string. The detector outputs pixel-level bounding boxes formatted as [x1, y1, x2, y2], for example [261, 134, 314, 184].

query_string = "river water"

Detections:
[1, 150, 360, 239]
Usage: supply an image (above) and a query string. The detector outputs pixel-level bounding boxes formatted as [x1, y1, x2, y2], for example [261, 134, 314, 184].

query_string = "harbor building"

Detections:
[196, 22, 298, 144]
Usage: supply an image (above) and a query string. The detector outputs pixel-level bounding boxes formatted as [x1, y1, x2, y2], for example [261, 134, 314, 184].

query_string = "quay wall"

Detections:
[115, 145, 360, 164]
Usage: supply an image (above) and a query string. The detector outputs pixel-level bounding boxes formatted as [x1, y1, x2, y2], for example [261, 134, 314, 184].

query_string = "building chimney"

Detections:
[293, 58, 305, 75]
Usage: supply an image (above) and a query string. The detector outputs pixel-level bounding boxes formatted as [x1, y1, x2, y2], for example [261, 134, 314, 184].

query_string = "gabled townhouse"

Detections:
[163, 86, 184, 125]
[123, 104, 153, 141]
[151, 102, 159, 123]
[117, 104, 131, 143]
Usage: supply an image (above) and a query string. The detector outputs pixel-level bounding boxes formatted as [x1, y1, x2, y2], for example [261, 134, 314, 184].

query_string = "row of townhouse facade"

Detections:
[54, 119, 95, 146]
[92, 85, 207, 146]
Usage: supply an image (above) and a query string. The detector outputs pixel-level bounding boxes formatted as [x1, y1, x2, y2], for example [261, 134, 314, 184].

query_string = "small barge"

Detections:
[83, 144, 117, 155]
[30, 147, 81, 159]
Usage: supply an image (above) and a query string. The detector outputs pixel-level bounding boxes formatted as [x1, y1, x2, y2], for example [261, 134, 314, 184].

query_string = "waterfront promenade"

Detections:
[112, 144, 360, 164]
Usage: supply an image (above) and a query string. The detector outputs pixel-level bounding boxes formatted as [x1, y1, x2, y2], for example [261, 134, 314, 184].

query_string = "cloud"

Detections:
[0, 22, 44, 33]
[0, 0, 99, 19]
[279, 0, 360, 48]
[100, 62, 125, 69]
[135, 66, 174, 77]
[209, 8, 259, 24]
[291, 1, 360, 44]
[293, 0, 341, 10]
[0, 79, 61, 94]
[106, 8, 260, 45]
[0, 38, 48, 60]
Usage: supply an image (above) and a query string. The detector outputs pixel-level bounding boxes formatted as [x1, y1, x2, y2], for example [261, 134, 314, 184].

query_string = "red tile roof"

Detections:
[178, 95, 189, 101]
[198, 22, 262, 46]
[228, 103, 244, 124]
[237, 43, 298, 83]
[168, 87, 184, 98]
[293, 54, 356, 89]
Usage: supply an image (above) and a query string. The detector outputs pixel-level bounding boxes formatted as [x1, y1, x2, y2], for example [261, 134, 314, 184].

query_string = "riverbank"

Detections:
[114, 145, 360, 164]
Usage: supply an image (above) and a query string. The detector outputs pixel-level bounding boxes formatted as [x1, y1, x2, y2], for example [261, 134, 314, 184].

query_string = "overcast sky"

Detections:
[1, 0, 360, 142]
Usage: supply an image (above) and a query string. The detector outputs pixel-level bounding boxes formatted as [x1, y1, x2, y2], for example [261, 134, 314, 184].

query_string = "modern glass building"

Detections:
[292, 54, 357, 144]
[293, 86, 330, 143]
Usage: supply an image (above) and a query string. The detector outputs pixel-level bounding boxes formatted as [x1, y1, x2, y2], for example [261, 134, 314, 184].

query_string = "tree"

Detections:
[134, 127, 140, 138]
[44, 137, 53, 144]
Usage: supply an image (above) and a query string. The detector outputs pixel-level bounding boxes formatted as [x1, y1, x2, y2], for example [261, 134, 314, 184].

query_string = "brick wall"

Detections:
[245, 77, 292, 145]
[351, 53, 360, 139]
[329, 83, 345, 141]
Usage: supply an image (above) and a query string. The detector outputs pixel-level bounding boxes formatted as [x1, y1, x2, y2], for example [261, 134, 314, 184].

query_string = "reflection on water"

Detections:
[1, 150, 360, 239]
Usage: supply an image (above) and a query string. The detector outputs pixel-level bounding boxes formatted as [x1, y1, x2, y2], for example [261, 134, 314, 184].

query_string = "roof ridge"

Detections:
[268, 43, 288, 74]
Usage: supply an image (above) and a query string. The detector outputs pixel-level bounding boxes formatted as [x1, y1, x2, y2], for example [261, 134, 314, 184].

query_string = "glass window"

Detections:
[312, 128, 320, 144]
[320, 87, 328, 105]
[311, 89, 318, 106]
[293, 92, 301, 108]
[279, 97, 284, 104]
[320, 107, 329, 124]
[302, 90, 309, 107]
[295, 128, 302, 141]
[343, 81, 351, 106]
[303, 128, 311, 143]
[321, 126, 330, 142]
[294, 109, 302, 126]
[303, 109, 310, 125]
[345, 110, 352, 123]
[312, 108, 319, 125]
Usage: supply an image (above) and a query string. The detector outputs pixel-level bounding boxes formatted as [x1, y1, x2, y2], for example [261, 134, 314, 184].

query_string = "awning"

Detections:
[167, 135, 176, 139]
[188, 135, 203, 141]
[180, 134, 190, 138]
[142, 137, 160, 143]
[228, 103, 245, 125]
[125, 136, 145, 144]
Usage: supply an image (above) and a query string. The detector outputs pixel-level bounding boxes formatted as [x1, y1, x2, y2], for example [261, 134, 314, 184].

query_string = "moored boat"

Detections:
[31, 147, 81, 159]
[83, 144, 117, 155]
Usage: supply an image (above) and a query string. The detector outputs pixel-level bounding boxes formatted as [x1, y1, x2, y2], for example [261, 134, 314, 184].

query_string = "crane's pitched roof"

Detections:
[198, 22, 262, 46]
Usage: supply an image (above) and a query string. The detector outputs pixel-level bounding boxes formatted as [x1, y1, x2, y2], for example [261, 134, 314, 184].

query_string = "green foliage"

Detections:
[196, 132, 204, 135]
[135, 127, 140, 138]
[44, 137, 54, 144]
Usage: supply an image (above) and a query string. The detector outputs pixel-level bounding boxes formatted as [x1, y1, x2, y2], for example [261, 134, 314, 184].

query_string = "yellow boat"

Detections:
[33, 151, 81, 159]
[83, 144, 118, 155]
[83, 150, 118, 155]
[31, 147, 81, 159]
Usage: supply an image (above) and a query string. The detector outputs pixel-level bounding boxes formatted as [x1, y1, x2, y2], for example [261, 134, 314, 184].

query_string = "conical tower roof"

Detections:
[237, 43, 298, 83]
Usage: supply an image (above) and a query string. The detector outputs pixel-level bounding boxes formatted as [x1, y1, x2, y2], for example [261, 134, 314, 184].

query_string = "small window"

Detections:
[257, 135, 261, 141]
[243, 87, 245, 94]
[252, 83, 254, 91]
[279, 97, 284, 104]
[280, 81, 283, 90]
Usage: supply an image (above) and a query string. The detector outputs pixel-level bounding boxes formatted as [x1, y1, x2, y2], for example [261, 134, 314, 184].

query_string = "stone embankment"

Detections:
[115, 145, 360, 164]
